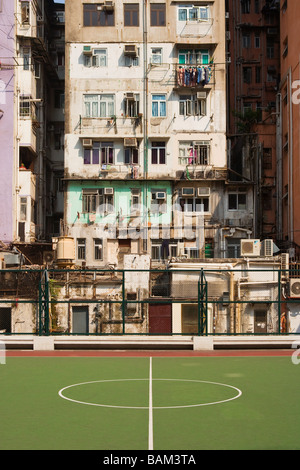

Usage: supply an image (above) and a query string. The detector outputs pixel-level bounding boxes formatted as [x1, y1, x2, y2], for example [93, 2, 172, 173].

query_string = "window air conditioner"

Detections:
[103, 1, 114, 10]
[198, 187, 210, 196]
[83, 46, 92, 55]
[182, 187, 195, 196]
[240, 239, 260, 257]
[197, 91, 206, 100]
[156, 192, 166, 200]
[104, 187, 114, 195]
[124, 137, 137, 147]
[289, 279, 300, 298]
[125, 92, 135, 100]
[124, 45, 138, 56]
[83, 139, 93, 147]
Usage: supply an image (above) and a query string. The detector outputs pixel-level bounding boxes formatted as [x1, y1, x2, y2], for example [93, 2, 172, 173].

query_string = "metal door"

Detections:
[72, 306, 89, 334]
[149, 303, 172, 334]
[254, 310, 267, 333]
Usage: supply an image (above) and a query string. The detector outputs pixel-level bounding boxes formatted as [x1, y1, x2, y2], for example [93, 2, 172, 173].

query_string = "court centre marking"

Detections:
[58, 378, 242, 409]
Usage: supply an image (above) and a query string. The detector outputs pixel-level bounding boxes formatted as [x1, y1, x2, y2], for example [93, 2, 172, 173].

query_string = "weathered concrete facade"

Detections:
[63, 0, 253, 268]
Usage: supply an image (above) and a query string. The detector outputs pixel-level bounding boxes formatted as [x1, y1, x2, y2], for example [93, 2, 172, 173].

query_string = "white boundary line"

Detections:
[148, 357, 153, 451]
[58, 378, 242, 409]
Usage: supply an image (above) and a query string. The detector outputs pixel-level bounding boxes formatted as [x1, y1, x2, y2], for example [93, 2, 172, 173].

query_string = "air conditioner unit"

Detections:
[125, 92, 135, 100]
[104, 187, 114, 195]
[281, 253, 289, 280]
[103, 1, 114, 10]
[198, 187, 210, 196]
[156, 192, 166, 200]
[240, 239, 261, 257]
[197, 91, 206, 100]
[83, 45, 92, 55]
[289, 279, 300, 298]
[124, 137, 137, 147]
[260, 239, 273, 257]
[83, 139, 93, 148]
[182, 187, 195, 196]
[124, 45, 138, 56]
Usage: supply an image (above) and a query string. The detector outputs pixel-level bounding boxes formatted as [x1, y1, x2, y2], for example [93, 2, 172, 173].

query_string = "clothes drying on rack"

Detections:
[177, 65, 212, 87]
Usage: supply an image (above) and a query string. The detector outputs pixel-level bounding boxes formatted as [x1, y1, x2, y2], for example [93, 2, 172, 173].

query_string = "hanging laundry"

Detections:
[177, 65, 212, 87]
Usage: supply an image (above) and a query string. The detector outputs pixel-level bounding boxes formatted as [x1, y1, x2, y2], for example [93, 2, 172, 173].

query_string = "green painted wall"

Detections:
[66, 180, 173, 227]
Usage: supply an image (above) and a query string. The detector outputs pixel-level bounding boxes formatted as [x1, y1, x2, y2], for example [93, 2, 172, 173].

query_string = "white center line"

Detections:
[148, 356, 153, 450]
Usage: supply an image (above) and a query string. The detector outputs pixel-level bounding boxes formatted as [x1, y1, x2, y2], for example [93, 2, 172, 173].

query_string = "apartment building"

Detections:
[63, 0, 257, 267]
[278, 0, 300, 254]
[226, 0, 280, 242]
[0, 0, 64, 262]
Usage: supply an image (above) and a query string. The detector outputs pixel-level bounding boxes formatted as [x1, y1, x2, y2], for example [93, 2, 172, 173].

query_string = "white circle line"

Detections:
[58, 378, 242, 410]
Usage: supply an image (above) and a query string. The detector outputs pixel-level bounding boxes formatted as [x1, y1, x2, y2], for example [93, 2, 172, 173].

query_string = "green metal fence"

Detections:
[0, 266, 299, 336]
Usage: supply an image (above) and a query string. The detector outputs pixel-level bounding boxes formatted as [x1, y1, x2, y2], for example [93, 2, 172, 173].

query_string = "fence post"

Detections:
[38, 269, 50, 336]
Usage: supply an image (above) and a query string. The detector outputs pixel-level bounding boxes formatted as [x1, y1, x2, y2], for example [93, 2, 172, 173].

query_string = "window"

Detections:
[243, 67, 252, 84]
[55, 90, 65, 109]
[178, 5, 209, 21]
[152, 94, 166, 117]
[19, 95, 31, 117]
[99, 188, 114, 213]
[228, 191, 247, 211]
[84, 141, 100, 165]
[77, 238, 86, 260]
[84, 48, 107, 67]
[178, 49, 209, 65]
[83, 94, 115, 118]
[254, 35, 260, 48]
[124, 93, 140, 117]
[151, 190, 167, 214]
[263, 148, 272, 170]
[241, 0, 251, 14]
[151, 48, 162, 64]
[151, 240, 178, 261]
[178, 141, 210, 166]
[242, 33, 251, 48]
[125, 147, 139, 165]
[124, 3, 139, 26]
[131, 188, 141, 209]
[82, 189, 98, 213]
[267, 38, 275, 58]
[94, 238, 103, 260]
[20, 197, 27, 221]
[83, 4, 114, 27]
[151, 142, 166, 165]
[22, 47, 30, 70]
[179, 192, 209, 213]
[21, 1, 30, 24]
[150, 3, 166, 26]
[255, 66, 261, 83]
[179, 95, 206, 116]
[83, 142, 114, 165]
[82, 188, 114, 214]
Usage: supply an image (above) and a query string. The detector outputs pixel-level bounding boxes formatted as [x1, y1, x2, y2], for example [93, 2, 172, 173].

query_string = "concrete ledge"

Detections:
[33, 337, 55, 351]
[193, 336, 214, 350]
[1, 334, 299, 351]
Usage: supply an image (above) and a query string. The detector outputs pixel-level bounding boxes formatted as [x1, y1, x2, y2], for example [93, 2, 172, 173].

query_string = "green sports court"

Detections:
[0, 350, 299, 450]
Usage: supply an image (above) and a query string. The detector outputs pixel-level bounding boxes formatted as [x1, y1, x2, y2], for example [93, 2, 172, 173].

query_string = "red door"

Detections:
[149, 303, 172, 334]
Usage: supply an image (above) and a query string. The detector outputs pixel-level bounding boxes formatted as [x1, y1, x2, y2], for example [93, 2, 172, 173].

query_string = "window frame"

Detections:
[151, 94, 166, 117]
[150, 3, 166, 27]
[151, 142, 166, 165]
[124, 3, 139, 26]
[83, 94, 115, 118]
[83, 3, 115, 27]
